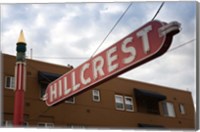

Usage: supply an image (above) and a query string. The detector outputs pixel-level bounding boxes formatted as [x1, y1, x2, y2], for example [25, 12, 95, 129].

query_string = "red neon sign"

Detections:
[44, 20, 180, 106]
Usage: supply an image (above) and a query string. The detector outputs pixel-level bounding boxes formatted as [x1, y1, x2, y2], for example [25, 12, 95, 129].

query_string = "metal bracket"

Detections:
[158, 21, 181, 37]
[42, 94, 48, 101]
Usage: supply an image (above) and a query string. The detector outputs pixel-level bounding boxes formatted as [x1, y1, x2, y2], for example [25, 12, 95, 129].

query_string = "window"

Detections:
[134, 89, 165, 115]
[3, 120, 13, 127]
[179, 104, 186, 114]
[65, 97, 75, 104]
[92, 90, 100, 102]
[38, 71, 61, 100]
[115, 95, 124, 110]
[3, 120, 28, 127]
[115, 95, 134, 112]
[23, 122, 29, 127]
[66, 124, 85, 128]
[5, 76, 15, 89]
[162, 102, 176, 117]
[124, 96, 134, 111]
[40, 83, 48, 99]
[37, 122, 54, 127]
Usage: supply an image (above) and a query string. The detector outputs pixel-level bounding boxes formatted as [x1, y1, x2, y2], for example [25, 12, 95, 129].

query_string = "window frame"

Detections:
[37, 122, 54, 127]
[124, 96, 134, 112]
[4, 120, 13, 127]
[92, 89, 100, 102]
[39, 83, 48, 100]
[115, 95, 125, 111]
[5, 76, 15, 90]
[66, 124, 85, 128]
[23, 122, 29, 127]
[162, 101, 176, 118]
[65, 97, 75, 104]
[179, 103, 186, 115]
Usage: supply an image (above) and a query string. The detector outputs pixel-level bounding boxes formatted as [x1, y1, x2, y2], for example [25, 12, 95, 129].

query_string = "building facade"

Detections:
[2, 54, 195, 129]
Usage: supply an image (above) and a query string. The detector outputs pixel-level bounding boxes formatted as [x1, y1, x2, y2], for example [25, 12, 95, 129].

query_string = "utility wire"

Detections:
[28, 38, 195, 120]
[151, 2, 165, 21]
[168, 39, 195, 52]
[27, 63, 52, 83]
[29, 39, 195, 60]
[91, 1, 164, 58]
[27, 63, 56, 121]
[25, 2, 193, 119]
[29, 107, 51, 121]
[33, 57, 88, 60]
[27, 38, 196, 121]
[90, 3, 133, 58]
[31, 2, 164, 61]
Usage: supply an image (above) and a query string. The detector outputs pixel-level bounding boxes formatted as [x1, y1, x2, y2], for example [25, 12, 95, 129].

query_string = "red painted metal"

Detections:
[13, 62, 26, 126]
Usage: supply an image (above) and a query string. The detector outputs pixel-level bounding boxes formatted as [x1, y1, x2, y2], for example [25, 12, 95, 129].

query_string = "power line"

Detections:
[25, 3, 135, 117]
[26, 4, 194, 120]
[28, 3, 165, 62]
[27, 38, 195, 120]
[168, 39, 195, 52]
[33, 56, 88, 60]
[27, 38, 195, 121]
[90, 3, 133, 58]
[151, 2, 165, 21]
[27, 63, 56, 121]
[29, 107, 51, 121]
[91, 1, 164, 58]
[27, 63, 52, 83]
[30, 39, 195, 60]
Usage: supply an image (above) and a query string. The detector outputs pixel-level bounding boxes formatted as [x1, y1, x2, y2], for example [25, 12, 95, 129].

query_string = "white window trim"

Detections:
[162, 101, 176, 118]
[4, 120, 28, 127]
[124, 96, 134, 112]
[37, 122, 54, 127]
[67, 125, 85, 128]
[115, 95, 125, 111]
[5, 76, 15, 90]
[179, 104, 186, 115]
[167, 102, 176, 117]
[24, 122, 29, 126]
[40, 86, 47, 101]
[65, 97, 75, 104]
[92, 89, 100, 102]
[4, 120, 13, 127]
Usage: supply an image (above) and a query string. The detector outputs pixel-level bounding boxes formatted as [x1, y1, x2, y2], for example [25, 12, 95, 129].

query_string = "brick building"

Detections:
[2, 53, 195, 129]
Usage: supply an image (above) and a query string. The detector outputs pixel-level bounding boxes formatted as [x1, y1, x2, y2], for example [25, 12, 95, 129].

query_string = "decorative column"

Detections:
[13, 30, 27, 126]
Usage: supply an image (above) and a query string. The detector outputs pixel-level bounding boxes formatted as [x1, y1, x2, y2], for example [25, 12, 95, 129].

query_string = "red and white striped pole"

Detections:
[13, 30, 27, 126]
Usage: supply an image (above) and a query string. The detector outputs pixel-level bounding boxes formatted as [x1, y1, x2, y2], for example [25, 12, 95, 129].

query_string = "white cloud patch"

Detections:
[35, 14, 45, 27]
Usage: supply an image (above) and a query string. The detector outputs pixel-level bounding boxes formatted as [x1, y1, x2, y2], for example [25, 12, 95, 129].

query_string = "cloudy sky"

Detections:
[1, 2, 196, 106]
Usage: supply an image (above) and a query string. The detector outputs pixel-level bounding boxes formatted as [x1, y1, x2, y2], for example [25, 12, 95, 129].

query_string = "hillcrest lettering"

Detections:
[44, 20, 181, 106]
